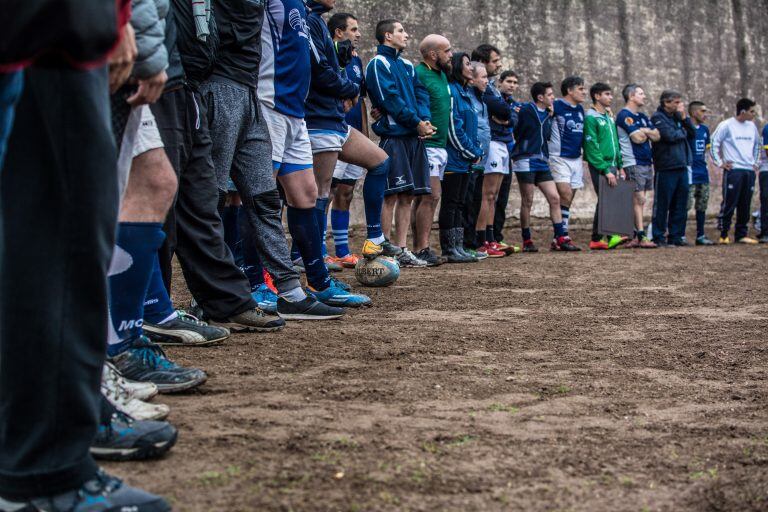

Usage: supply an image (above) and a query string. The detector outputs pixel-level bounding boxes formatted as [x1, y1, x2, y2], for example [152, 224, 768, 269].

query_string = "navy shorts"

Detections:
[380, 136, 431, 196]
[515, 170, 553, 185]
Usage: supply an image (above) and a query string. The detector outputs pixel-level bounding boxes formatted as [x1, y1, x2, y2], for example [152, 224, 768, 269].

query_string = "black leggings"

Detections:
[439, 172, 470, 229]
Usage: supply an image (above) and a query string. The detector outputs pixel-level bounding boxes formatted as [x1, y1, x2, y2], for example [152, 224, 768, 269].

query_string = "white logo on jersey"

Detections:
[289, 8, 309, 39]
[352, 64, 362, 78]
[118, 319, 144, 331]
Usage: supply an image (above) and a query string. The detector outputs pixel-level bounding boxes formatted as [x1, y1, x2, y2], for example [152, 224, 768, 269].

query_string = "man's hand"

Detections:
[677, 102, 687, 119]
[109, 24, 137, 93]
[127, 70, 167, 106]
[342, 95, 359, 113]
[605, 172, 618, 187]
[619, 168, 627, 180]
[723, 162, 734, 171]
[370, 107, 382, 122]
[417, 120, 436, 138]
[491, 116, 509, 125]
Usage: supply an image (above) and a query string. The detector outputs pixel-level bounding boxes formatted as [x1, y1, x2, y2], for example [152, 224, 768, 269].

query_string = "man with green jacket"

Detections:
[583, 82, 627, 249]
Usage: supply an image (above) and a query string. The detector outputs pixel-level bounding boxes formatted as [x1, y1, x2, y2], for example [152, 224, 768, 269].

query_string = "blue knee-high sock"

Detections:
[287, 206, 331, 290]
[314, 197, 329, 258]
[363, 158, 389, 242]
[553, 221, 565, 238]
[107, 222, 166, 357]
[331, 208, 351, 257]
[696, 210, 706, 238]
[143, 253, 177, 325]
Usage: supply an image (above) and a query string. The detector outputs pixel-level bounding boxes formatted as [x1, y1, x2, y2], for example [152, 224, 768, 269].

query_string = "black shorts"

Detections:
[331, 177, 357, 188]
[515, 170, 553, 185]
[380, 136, 431, 196]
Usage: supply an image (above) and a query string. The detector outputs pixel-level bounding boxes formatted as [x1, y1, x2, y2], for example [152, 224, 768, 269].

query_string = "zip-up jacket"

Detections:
[171, 0, 219, 87]
[131, 0, 169, 79]
[446, 81, 483, 173]
[510, 102, 552, 161]
[365, 44, 431, 138]
[470, 87, 491, 164]
[304, 1, 359, 131]
[487, 85, 517, 144]
[163, 5, 184, 90]
[210, 0, 263, 87]
[650, 106, 697, 171]
[583, 108, 622, 173]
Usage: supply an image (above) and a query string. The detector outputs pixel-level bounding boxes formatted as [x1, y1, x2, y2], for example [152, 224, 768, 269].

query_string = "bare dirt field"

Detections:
[107, 224, 768, 512]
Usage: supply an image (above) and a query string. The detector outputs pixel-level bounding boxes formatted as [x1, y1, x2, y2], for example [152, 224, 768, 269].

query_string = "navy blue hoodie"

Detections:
[304, 1, 359, 132]
[511, 102, 553, 162]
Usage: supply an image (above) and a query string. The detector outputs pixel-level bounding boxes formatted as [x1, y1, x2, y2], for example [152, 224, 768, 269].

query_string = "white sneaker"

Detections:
[397, 248, 428, 268]
[101, 363, 170, 421]
[105, 361, 157, 401]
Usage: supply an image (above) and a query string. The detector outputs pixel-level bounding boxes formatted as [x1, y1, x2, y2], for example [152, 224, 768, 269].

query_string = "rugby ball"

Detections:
[354, 256, 400, 287]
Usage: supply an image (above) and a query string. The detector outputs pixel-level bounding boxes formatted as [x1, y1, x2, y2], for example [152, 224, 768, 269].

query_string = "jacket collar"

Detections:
[656, 105, 676, 118]
[305, 1, 330, 14]
[377, 45, 401, 59]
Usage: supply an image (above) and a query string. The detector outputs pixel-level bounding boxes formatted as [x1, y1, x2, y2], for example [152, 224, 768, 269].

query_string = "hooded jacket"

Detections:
[487, 84, 517, 144]
[365, 44, 431, 138]
[209, 0, 263, 86]
[650, 106, 697, 171]
[131, 0, 169, 79]
[583, 107, 622, 173]
[171, 0, 219, 87]
[446, 81, 483, 173]
[510, 102, 553, 162]
[469, 86, 490, 165]
[304, 1, 359, 131]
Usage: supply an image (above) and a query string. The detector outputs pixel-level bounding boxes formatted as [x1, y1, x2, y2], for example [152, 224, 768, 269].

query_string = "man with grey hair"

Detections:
[650, 89, 697, 246]
[616, 84, 660, 248]
[413, 34, 453, 265]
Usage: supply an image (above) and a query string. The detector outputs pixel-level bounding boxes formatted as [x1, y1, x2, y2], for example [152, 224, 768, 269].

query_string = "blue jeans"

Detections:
[652, 169, 690, 243]
[0, 71, 23, 169]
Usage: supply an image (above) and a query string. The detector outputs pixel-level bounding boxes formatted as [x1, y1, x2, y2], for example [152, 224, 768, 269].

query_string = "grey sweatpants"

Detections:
[199, 77, 301, 294]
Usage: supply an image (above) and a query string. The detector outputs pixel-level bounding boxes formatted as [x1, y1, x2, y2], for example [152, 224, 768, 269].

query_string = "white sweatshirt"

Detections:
[710, 117, 760, 170]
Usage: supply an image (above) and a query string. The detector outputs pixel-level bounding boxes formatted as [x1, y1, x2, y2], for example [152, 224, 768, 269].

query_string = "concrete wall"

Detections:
[332, 0, 768, 223]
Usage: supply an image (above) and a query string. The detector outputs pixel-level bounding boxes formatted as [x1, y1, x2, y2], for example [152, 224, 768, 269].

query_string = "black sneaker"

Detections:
[759, 235, 768, 244]
[277, 296, 345, 320]
[209, 307, 286, 333]
[415, 248, 443, 267]
[144, 310, 230, 347]
[380, 239, 403, 257]
[92, 399, 177, 461]
[109, 336, 208, 393]
[522, 240, 538, 253]
[653, 239, 670, 248]
[670, 238, 689, 247]
[0, 469, 170, 512]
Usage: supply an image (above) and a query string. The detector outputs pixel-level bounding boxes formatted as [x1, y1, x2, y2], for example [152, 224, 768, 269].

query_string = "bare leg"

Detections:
[393, 193, 414, 247]
[312, 151, 340, 200]
[476, 173, 503, 231]
[120, 148, 178, 222]
[555, 182, 574, 208]
[633, 191, 646, 231]
[382, 194, 397, 240]
[538, 180, 563, 223]
[414, 176, 442, 251]
[519, 182, 535, 229]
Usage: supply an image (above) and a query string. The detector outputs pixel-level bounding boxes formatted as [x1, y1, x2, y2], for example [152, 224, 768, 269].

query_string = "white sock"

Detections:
[280, 287, 307, 303]
[369, 235, 385, 245]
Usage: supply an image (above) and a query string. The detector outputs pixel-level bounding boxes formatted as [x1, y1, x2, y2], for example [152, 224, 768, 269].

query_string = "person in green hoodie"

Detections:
[583, 82, 627, 250]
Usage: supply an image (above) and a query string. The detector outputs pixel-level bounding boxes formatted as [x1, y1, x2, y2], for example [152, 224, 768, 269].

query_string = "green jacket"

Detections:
[415, 62, 451, 148]
[583, 108, 622, 174]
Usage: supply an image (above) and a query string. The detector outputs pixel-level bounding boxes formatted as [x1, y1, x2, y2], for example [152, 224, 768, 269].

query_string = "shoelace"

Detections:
[102, 365, 132, 404]
[177, 310, 207, 327]
[132, 339, 177, 371]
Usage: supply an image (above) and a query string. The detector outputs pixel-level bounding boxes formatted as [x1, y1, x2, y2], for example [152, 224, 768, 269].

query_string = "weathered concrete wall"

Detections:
[333, 0, 768, 224]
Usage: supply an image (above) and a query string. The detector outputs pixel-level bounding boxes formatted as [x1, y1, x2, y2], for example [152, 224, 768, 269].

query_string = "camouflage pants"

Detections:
[688, 183, 710, 213]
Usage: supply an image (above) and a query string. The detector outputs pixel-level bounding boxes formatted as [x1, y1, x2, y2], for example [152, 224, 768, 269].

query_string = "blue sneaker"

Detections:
[309, 279, 371, 308]
[251, 283, 278, 313]
[110, 336, 207, 394]
[330, 276, 352, 292]
[92, 398, 177, 462]
[0, 469, 170, 511]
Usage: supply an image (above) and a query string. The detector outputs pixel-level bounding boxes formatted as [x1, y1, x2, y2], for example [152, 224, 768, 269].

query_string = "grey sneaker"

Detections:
[209, 307, 286, 333]
[414, 248, 443, 267]
[0, 469, 170, 511]
[397, 248, 428, 268]
[143, 310, 230, 347]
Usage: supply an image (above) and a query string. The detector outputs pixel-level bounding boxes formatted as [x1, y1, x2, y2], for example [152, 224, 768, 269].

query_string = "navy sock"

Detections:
[143, 253, 177, 325]
[485, 225, 494, 244]
[331, 208, 351, 257]
[314, 197, 329, 258]
[560, 206, 570, 232]
[476, 230, 486, 245]
[522, 227, 532, 241]
[696, 211, 706, 238]
[363, 158, 389, 240]
[553, 221, 565, 238]
[287, 206, 330, 290]
[107, 223, 166, 357]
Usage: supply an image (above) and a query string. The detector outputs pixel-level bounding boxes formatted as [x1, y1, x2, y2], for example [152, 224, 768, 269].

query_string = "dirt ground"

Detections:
[107, 223, 768, 512]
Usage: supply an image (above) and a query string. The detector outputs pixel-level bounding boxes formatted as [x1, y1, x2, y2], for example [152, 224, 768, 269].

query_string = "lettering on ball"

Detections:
[359, 267, 386, 277]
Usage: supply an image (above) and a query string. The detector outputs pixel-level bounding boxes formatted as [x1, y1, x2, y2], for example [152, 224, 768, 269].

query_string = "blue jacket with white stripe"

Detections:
[304, 1, 359, 131]
[511, 102, 553, 161]
[365, 44, 431, 138]
[446, 81, 483, 173]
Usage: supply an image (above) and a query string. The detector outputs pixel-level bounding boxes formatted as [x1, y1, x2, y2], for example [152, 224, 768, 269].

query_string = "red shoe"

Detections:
[625, 238, 641, 249]
[482, 242, 506, 258]
[551, 235, 581, 252]
[589, 239, 610, 250]
[328, 254, 360, 269]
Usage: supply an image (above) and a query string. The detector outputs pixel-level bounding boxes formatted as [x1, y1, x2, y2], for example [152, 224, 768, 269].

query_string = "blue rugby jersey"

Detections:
[761, 123, 768, 172]
[616, 108, 653, 166]
[344, 55, 365, 132]
[548, 98, 584, 159]
[688, 123, 711, 184]
[259, 0, 311, 118]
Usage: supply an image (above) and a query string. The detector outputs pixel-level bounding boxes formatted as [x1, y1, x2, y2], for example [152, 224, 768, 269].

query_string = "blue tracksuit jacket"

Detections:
[446, 81, 483, 173]
[510, 102, 553, 162]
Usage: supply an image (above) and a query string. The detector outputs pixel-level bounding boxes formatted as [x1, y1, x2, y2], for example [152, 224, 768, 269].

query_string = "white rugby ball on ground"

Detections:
[354, 256, 400, 287]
